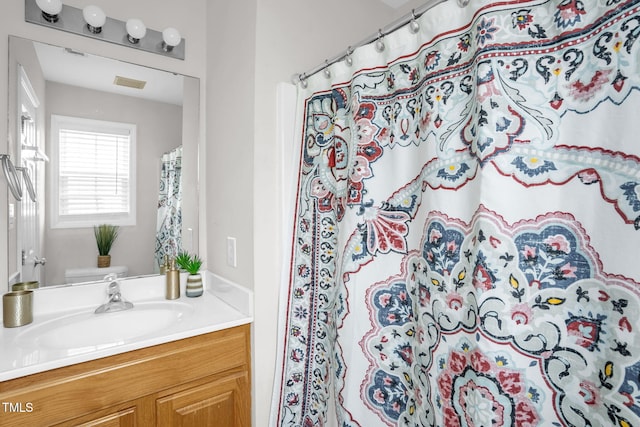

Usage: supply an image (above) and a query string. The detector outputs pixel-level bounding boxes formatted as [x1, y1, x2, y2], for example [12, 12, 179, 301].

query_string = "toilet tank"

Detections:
[64, 266, 128, 284]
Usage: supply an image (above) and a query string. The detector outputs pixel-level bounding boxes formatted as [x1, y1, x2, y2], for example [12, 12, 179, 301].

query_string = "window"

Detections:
[50, 115, 136, 228]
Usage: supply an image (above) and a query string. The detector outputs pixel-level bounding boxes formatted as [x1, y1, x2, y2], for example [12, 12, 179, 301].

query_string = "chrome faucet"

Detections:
[95, 274, 134, 314]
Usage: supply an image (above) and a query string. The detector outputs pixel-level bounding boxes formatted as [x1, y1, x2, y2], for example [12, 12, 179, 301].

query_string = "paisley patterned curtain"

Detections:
[272, 0, 640, 426]
[155, 146, 182, 270]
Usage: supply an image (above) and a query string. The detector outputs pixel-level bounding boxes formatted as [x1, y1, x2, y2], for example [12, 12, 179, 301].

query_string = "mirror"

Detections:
[6, 36, 200, 290]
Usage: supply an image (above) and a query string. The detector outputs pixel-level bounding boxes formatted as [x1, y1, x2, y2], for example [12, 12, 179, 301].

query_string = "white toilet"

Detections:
[64, 266, 128, 284]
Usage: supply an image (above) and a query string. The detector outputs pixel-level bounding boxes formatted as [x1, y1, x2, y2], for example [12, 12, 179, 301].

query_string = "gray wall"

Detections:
[1, 0, 428, 425]
[249, 0, 428, 423]
[44, 82, 182, 284]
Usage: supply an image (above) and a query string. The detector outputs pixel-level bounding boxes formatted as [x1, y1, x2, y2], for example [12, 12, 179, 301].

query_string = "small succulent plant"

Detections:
[175, 251, 191, 270]
[175, 251, 202, 275]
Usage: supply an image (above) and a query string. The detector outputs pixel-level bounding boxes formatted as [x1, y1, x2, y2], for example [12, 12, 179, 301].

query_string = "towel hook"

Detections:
[16, 166, 37, 202]
[0, 155, 23, 201]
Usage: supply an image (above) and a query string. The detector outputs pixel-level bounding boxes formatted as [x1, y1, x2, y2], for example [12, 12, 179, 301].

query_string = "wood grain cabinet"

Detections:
[156, 370, 249, 426]
[0, 324, 251, 427]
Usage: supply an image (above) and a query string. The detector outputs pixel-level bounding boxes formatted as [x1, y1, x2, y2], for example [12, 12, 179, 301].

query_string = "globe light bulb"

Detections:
[83, 5, 106, 34]
[126, 18, 147, 44]
[35, 0, 62, 23]
[162, 27, 181, 52]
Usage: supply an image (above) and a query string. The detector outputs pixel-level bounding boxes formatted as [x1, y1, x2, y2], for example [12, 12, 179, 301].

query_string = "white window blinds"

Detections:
[51, 115, 136, 228]
[58, 128, 130, 215]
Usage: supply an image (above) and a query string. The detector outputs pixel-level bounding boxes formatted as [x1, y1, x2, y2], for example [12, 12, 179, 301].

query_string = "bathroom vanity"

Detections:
[0, 272, 253, 426]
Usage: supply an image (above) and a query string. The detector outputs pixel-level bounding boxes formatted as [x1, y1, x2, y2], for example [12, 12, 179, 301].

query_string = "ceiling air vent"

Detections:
[113, 75, 147, 90]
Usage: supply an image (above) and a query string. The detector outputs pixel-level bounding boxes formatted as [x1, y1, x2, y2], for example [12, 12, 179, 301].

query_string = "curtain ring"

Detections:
[375, 30, 385, 52]
[323, 60, 331, 79]
[299, 73, 308, 89]
[344, 46, 354, 67]
[409, 9, 420, 34]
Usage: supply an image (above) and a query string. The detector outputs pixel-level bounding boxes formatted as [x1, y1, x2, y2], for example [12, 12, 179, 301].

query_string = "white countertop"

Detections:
[0, 271, 253, 382]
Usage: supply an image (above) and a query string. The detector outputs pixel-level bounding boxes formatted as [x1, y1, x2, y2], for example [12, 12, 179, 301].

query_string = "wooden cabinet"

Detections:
[156, 370, 249, 426]
[0, 324, 251, 427]
[69, 406, 138, 427]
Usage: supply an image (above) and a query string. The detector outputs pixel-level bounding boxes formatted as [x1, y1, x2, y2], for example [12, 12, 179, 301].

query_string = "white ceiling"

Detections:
[34, 41, 184, 106]
[379, 0, 411, 8]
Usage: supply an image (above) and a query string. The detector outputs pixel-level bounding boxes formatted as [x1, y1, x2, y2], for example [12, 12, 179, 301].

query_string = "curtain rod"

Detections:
[293, 0, 469, 86]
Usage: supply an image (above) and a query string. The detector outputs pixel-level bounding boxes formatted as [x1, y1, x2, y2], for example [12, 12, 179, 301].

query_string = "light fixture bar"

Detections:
[25, 0, 185, 60]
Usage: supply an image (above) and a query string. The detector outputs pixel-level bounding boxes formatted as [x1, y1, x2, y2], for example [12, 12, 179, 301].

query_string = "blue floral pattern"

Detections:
[155, 146, 182, 268]
[361, 208, 640, 426]
[272, 1, 640, 426]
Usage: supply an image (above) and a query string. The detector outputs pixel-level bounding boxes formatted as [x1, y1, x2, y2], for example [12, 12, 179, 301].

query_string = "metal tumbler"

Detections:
[3, 290, 34, 328]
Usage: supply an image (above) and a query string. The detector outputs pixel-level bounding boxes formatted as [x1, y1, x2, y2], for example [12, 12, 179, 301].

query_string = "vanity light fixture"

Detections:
[26, 0, 185, 60]
[82, 5, 106, 34]
[162, 27, 181, 52]
[126, 18, 147, 44]
[35, 0, 62, 23]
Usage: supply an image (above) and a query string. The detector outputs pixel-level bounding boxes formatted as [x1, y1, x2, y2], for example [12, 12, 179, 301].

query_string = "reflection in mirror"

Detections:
[6, 36, 199, 292]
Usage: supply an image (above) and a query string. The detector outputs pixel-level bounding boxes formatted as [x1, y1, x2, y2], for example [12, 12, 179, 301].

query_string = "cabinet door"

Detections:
[53, 407, 137, 427]
[156, 371, 250, 427]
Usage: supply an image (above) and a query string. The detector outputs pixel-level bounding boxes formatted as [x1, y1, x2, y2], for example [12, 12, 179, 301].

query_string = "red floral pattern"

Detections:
[360, 209, 640, 426]
[272, 1, 640, 426]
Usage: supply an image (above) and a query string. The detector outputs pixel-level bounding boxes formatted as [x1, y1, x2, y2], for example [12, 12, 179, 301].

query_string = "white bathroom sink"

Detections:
[15, 300, 195, 353]
[0, 272, 254, 381]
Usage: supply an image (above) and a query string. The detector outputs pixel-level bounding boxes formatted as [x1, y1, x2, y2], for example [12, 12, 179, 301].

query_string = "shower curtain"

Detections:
[272, 0, 640, 426]
[155, 146, 182, 269]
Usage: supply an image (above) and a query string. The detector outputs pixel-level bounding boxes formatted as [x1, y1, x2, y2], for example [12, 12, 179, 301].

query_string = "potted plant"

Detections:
[94, 224, 119, 268]
[176, 251, 203, 297]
